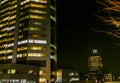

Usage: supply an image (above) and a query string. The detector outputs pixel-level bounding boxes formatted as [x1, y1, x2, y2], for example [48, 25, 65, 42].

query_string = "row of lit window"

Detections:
[30, 9, 47, 14]
[29, 27, 42, 31]
[17, 46, 46, 51]
[0, 0, 8, 5]
[0, 69, 37, 75]
[1, 15, 16, 22]
[29, 34, 47, 38]
[28, 53, 46, 57]
[1, 0, 17, 6]
[0, 12, 10, 18]
[20, 15, 29, 21]
[9, 4, 17, 10]
[29, 46, 46, 50]
[18, 39, 47, 45]
[30, 3, 47, 8]
[39, 78, 47, 83]
[0, 36, 14, 43]
[9, 15, 16, 20]
[0, 49, 13, 54]
[30, 15, 46, 20]
[20, 4, 30, 10]
[21, 0, 30, 5]
[0, 20, 15, 28]
[4, 43, 14, 48]
[19, 28, 29, 32]
[0, 26, 15, 33]
[0, 7, 16, 16]
[17, 47, 27, 51]
[0, 44, 46, 50]
[34, 21, 44, 25]
[0, 53, 46, 59]
[11, 0, 17, 5]
[0, 39, 47, 49]
[0, 22, 8, 27]
[20, 15, 43, 22]
[20, 15, 46, 21]
[0, 7, 9, 13]
[20, 4, 47, 10]
[21, 0, 47, 6]
[2, 17, 9, 22]
[31, 0, 47, 3]
[0, 69, 16, 74]
[0, 33, 8, 38]
[69, 72, 79, 76]
[10, 20, 16, 25]
[0, 31, 14, 37]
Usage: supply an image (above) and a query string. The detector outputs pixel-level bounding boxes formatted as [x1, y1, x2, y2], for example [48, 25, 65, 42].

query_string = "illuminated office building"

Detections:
[88, 49, 103, 80]
[0, 0, 56, 83]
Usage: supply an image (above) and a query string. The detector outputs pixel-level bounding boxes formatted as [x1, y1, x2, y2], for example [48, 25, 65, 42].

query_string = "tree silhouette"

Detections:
[94, 0, 120, 44]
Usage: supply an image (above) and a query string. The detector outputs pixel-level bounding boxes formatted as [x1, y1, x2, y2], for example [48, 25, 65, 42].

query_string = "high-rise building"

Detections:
[88, 49, 103, 80]
[0, 0, 56, 83]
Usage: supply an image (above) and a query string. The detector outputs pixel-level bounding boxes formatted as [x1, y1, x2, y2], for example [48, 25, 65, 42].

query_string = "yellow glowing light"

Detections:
[95, 0, 120, 40]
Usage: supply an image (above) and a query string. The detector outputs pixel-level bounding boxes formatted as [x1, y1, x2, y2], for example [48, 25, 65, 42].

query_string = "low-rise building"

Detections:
[0, 63, 39, 83]
[56, 69, 80, 83]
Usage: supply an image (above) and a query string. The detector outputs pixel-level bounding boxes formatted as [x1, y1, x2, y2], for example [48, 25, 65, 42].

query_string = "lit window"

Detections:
[29, 39, 47, 44]
[93, 49, 97, 53]
[18, 47, 27, 51]
[7, 49, 13, 53]
[0, 0, 8, 5]
[0, 70, 3, 74]
[6, 43, 14, 47]
[7, 55, 12, 59]
[17, 53, 27, 58]
[20, 15, 29, 21]
[9, 15, 16, 20]
[31, 0, 47, 3]
[18, 35, 23, 39]
[29, 27, 40, 31]
[34, 40, 47, 44]
[30, 15, 46, 19]
[28, 70, 33, 74]
[28, 53, 46, 57]
[7, 69, 16, 74]
[18, 40, 28, 45]
[0, 50, 6, 54]
[0, 7, 9, 13]
[69, 73, 74, 76]
[10, 20, 16, 25]
[30, 3, 47, 8]
[30, 9, 47, 14]
[0, 56, 6, 60]
[11, 0, 17, 4]
[29, 46, 46, 50]
[39, 78, 46, 83]
[11, 69, 16, 74]
[18, 39, 47, 45]
[39, 70, 46, 75]
[34, 22, 42, 25]
[21, 0, 30, 5]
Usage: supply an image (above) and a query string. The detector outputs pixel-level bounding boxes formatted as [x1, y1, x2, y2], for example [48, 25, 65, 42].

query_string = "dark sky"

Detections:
[57, 0, 120, 74]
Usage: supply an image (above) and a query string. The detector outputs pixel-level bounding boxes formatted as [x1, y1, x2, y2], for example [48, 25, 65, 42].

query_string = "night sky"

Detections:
[57, 0, 120, 74]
